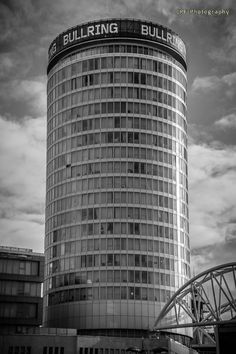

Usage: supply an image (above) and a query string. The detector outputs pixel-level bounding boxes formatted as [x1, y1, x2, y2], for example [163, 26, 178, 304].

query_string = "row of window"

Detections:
[77, 347, 135, 354]
[48, 91, 186, 118]
[48, 130, 187, 162]
[53, 54, 185, 82]
[48, 239, 183, 260]
[48, 122, 187, 158]
[48, 73, 186, 106]
[46, 207, 181, 231]
[50, 269, 178, 290]
[48, 286, 174, 305]
[49, 191, 180, 210]
[46, 192, 179, 217]
[46, 177, 183, 204]
[78, 349, 128, 354]
[49, 43, 185, 77]
[0, 303, 37, 319]
[47, 105, 187, 134]
[47, 224, 189, 246]
[48, 150, 186, 188]
[0, 259, 39, 276]
[46, 214, 189, 236]
[45, 265, 188, 290]
[8, 347, 31, 354]
[48, 159, 176, 183]
[48, 45, 186, 88]
[71, 117, 186, 142]
[8, 346, 152, 354]
[47, 198, 187, 222]
[47, 162, 188, 190]
[53, 206, 177, 222]
[48, 146, 181, 172]
[49, 254, 179, 272]
[0, 280, 41, 297]
[49, 150, 187, 178]
[48, 237, 186, 257]
[47, 254, 190, 276]
[67, 73, 185, 98]
[49, 150, 185, 179]
[48, 128, 186, 166]
[47, 249, 190, 270]
[43, 348, 64, 354]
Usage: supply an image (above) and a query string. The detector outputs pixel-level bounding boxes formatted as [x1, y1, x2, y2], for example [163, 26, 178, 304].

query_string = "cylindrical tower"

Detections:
[44, 19, 190, 336]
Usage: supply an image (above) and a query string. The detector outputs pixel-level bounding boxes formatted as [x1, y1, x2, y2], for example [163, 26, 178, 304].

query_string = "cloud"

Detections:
[189, 143, 236, 271]
[0, 54, 14, 79]
[191, 72, 236, 94]
[191, 236, 236, 274]
[223, 72, 236, 86]
[188, 124, 215, 145]
[0, 0, 45, 45]
[215, 113, 236, 129]
[209, 21, 236, 65]
[0, 218, 44, 252]
[0, 76, 46, 117]
[191, 75, 221, 92]
[189, 142, 236, 273]
[0, 1, 51, 78]
[0, 115, 46, 252]
[153, 0, 181, 24]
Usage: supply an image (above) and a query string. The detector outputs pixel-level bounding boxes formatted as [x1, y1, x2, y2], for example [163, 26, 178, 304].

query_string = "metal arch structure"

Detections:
[153, 262, 236, 345]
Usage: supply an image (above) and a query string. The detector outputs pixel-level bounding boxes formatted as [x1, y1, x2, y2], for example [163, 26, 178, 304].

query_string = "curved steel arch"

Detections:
[153, 262, 236, 344]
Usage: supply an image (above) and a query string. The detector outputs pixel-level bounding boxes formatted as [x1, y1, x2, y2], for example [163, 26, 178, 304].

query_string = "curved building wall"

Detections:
[44, 19, 190, 336]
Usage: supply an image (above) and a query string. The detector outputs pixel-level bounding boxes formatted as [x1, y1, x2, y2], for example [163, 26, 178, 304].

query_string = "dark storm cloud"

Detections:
[0, 1, 49, 80]
[0, 77, 46, 118]
[208, 10, 236, 66]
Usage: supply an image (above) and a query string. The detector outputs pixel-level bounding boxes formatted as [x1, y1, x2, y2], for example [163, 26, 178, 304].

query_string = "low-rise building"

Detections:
[0, 246, 44, 333]
[0, 327, 198, 354]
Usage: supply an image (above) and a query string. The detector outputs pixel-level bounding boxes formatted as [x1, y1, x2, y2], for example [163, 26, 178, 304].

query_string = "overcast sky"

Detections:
[0, 0, 236, 274]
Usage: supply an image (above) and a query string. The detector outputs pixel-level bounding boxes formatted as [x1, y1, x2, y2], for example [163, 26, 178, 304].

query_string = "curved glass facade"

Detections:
[44, 21, 190, 336]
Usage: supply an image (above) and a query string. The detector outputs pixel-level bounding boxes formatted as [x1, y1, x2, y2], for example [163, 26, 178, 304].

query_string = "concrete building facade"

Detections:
[44, 19, 190, 336]
[0, 328, 198, 354]
[0, 246, 44, 332]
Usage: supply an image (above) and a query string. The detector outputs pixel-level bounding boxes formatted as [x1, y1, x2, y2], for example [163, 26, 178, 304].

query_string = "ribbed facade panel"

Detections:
[44, 20, 190, 336]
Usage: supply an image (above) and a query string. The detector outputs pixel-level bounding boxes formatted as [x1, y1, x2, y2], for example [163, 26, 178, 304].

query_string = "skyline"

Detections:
[0, 0, 236, 274]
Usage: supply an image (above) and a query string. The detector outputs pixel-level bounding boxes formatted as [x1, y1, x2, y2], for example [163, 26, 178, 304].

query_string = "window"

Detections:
[8, 348, 31, 354]
[129, 287, 134, 299]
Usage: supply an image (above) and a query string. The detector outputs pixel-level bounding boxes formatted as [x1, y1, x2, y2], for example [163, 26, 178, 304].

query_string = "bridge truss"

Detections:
[153, 262, 236, 345]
